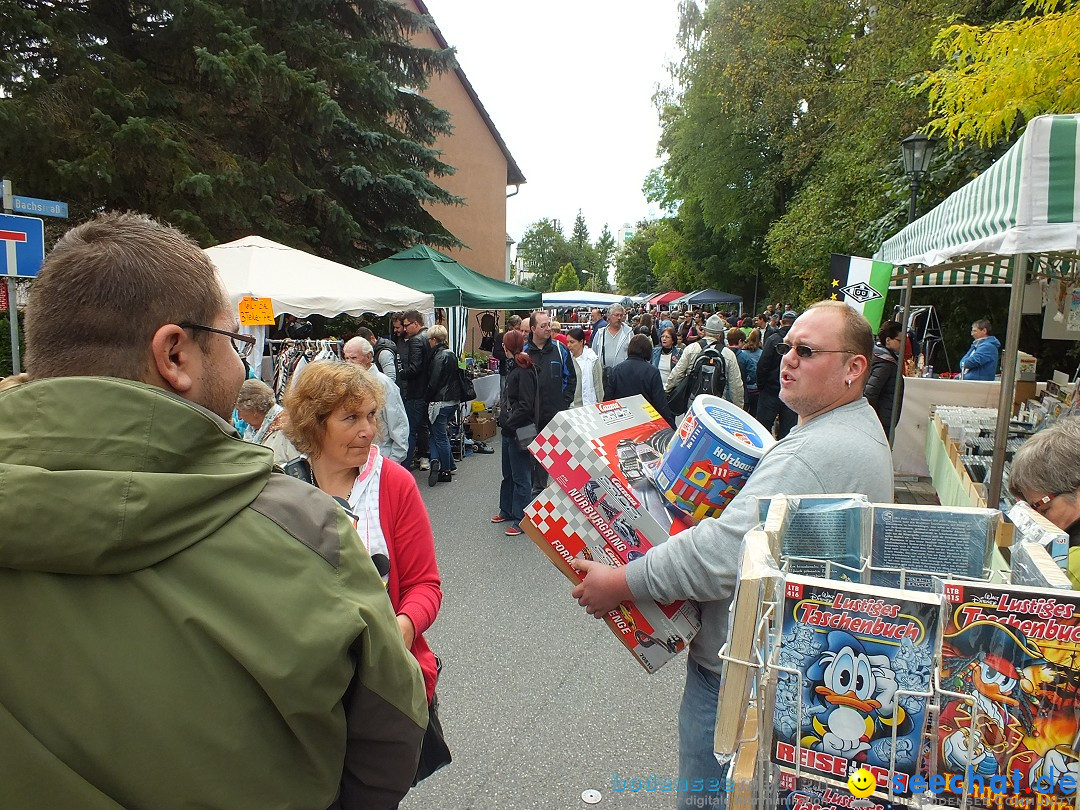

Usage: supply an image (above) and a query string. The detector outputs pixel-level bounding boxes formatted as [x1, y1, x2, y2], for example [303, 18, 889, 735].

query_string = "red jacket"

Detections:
[379, 460, 443, 702]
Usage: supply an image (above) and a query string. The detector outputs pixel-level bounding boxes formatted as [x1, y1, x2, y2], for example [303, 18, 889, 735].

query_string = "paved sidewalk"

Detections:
[893, 476, 939, 505]
[404, 437, 684, 810]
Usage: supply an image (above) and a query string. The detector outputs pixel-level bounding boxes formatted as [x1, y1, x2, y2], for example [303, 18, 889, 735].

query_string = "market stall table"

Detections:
[893, 377, 1001, 477]
[471, 373, 500, 410]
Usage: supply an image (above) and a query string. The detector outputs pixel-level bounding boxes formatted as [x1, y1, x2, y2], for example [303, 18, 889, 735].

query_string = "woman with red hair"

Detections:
[491, 329, 537, 537]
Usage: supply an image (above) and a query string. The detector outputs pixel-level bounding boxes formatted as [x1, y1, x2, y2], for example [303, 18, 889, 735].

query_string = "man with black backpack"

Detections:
[664, 314, 743, 415]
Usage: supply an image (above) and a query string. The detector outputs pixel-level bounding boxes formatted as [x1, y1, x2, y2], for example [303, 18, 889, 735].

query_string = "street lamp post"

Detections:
[890, 133, 937, 445]
[900, 133, 936, 226]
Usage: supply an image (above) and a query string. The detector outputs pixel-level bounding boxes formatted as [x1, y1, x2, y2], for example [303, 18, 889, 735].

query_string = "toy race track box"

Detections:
[529, 395, 693, 550]
[523, 483, 701, 673]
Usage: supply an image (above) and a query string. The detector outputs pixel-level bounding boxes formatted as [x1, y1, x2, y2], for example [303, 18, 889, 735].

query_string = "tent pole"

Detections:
[987, 253, 1027, 508]
[888, 267, 915, 447]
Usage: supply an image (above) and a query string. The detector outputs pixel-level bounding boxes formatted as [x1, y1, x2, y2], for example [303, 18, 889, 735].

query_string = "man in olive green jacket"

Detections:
[0, 213, 427, 809]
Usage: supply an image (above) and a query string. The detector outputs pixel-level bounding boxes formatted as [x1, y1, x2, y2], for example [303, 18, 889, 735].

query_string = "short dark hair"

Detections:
[401, 309, 423, 326]
[356, 327, 376, 342]
[26, 212, 227, 381]
[567, 327, 586, 343]
[877, 320, 903, 345]
[627, 334, 652, 360]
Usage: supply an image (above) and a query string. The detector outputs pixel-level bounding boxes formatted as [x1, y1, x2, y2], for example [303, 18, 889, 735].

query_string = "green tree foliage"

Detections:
[567, 210, 600, 283]
[570, 210, 590, 250]
[517, 219, 573, 291]
[552, 262, 580, 292]
[589, 224, 616, 292]
[0, 0, 462, 262]
[655, 0, 1006, 305]
[615, 221, 662, 295]
[920, 0, 1080, 146]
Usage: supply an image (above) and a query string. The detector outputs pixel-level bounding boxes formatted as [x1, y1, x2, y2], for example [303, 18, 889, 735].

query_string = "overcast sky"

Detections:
[420, 0, 682, 249]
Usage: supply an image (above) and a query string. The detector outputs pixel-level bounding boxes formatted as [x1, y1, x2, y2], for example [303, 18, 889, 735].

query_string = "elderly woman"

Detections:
[566, 326, 604, 407]
[1008, 416, 1080, 588]
[283, 362, 440, 665]
[282, 361, 446, 778]
[235, 378, 299, 466]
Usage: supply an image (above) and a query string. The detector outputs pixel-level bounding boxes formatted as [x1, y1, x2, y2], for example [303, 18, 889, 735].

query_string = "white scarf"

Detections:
[346, 447, 390, 585]
[576, 347, 601, 406]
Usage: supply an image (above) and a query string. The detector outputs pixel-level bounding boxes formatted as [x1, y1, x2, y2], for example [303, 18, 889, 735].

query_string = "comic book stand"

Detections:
[713, 552, 1077, 809]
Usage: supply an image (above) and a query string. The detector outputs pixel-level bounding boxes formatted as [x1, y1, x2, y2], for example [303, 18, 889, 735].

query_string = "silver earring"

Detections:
[846, 379, 852, 388]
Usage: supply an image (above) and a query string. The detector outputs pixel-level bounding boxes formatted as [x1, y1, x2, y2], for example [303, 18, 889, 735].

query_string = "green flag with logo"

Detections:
[828, 254, 894, 331]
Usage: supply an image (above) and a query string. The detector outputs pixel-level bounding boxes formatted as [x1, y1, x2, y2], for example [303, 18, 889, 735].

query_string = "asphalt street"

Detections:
[402, 433, 688, 810]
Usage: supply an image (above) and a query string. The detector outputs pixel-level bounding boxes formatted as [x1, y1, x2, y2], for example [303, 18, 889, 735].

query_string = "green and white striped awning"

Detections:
[875, 114, 1080, 283]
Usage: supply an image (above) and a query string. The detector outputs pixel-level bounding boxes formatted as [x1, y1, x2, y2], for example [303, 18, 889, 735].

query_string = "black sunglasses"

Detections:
[179, 323, 257, 358]
[776, 343, 855, 359]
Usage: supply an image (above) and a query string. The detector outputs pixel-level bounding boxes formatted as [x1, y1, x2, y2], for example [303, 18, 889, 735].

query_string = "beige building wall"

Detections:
[402, 0, 524, 286]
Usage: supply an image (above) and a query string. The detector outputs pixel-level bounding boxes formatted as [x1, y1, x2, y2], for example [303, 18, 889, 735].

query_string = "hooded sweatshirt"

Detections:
[0, 377, 426, 809]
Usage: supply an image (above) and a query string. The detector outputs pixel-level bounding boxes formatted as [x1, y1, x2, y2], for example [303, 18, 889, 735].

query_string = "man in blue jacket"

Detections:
[959, 319, 1001, 381]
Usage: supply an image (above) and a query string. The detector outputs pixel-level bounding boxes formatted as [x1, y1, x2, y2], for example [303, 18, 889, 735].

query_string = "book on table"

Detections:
[771, 574, 941, 804]
[934, 580, 1080, 806]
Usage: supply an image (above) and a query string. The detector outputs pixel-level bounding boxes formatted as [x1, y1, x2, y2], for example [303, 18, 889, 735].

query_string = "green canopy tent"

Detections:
[362, 245, 541, 355]
[874, 113, 1080, 505]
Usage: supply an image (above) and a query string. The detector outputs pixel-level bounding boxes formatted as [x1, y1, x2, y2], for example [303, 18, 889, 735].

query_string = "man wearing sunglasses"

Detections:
[0, 213, 426, 808]
[571, 300, 893, 810]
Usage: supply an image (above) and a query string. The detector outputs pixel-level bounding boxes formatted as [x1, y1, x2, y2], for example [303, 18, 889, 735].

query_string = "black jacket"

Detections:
[757, 324, 790, 396]
[502, 362, 539, 436]
[400, 333, 430, 400]
[864, 344, 903, 439]
[493, 330, 514, 376]
[426, 344, 460, 403]
[605, 355, 676, 429]
[524, 338, 576, 429]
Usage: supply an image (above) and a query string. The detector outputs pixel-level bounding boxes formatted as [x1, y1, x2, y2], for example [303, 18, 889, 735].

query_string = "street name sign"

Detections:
[12, 195, 68, 219]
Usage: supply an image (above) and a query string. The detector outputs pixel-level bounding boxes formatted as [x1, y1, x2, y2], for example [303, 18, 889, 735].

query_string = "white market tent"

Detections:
[205, 235, 435, 318]
[874, 113, 1080, 504]
[541, 290, 632, 308]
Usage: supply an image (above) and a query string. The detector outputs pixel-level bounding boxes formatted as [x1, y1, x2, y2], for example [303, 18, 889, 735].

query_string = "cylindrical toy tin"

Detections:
[655, 395, 775, 522]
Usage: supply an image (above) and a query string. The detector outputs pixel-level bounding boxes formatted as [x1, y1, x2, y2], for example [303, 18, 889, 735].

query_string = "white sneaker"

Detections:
[418, 458, 430, 471]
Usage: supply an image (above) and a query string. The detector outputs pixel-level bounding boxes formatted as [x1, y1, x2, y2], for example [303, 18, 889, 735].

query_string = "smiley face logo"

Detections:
[847, 768, 877, 798]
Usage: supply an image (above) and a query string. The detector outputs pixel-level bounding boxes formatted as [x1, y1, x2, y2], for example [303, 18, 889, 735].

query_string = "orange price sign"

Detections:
[238, 296, 275, 326]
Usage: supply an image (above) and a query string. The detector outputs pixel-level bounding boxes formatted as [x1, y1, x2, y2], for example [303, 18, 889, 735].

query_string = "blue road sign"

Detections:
[12, 195, 68, 219]
[0, 214, 46, 277]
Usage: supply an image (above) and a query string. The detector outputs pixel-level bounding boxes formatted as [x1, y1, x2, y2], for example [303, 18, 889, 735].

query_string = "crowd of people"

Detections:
[1, 210, 1030, 810]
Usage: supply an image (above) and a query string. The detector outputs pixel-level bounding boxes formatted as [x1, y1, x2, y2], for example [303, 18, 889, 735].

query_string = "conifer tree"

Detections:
[0, 0, 462, 261]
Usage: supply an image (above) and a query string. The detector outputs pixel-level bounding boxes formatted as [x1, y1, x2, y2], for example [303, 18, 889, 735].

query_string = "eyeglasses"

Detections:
[1029, 494, 1058, 513]
[179, 323, 257, 359]
[776, 343, 855, 359]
